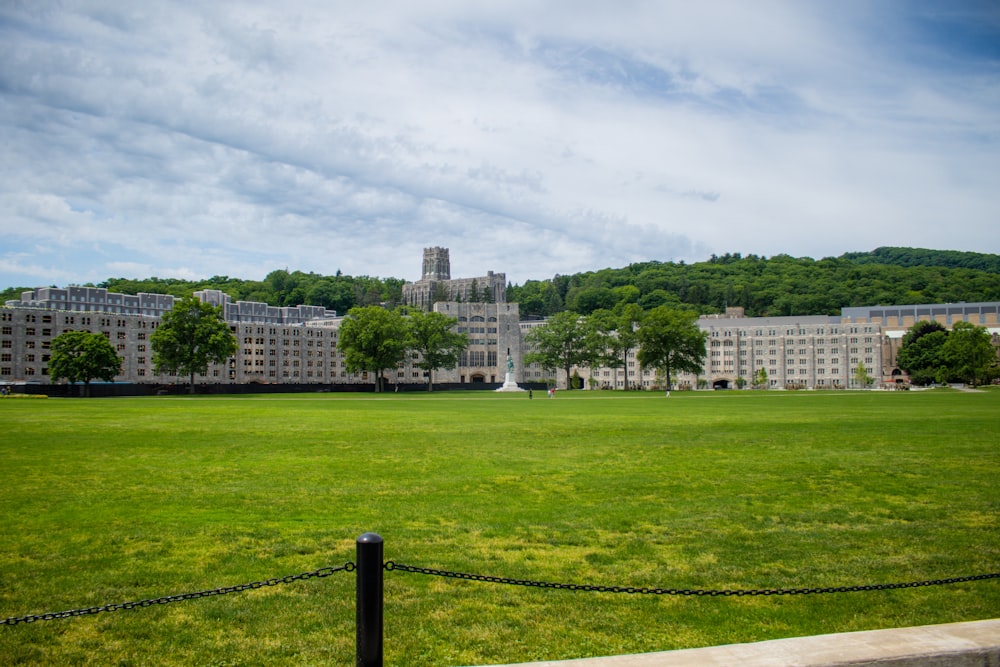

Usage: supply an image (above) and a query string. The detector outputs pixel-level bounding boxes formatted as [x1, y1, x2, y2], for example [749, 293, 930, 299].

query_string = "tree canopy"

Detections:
[406, 309, 468, 391]
[7, 246, 998, 320]
[337, 306, 410, 392]
[939, 321, 998, 387]
[635, 308, 708, 391]
[507, 249, 1000, 319]
[524, 310, 602, 389]
[48, 330, 122, 396]
[588, 303, 644, 390]
[896, 321, 949, 386]
[151, 296, 239, 392]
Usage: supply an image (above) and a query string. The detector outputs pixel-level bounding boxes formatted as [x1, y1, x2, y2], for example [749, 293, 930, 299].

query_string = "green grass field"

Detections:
[1, 389, 998, 666]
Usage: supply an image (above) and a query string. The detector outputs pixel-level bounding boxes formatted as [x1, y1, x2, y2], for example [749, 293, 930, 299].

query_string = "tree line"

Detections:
[44, 291, 999, 394]
[4, 247, 999, 318]
[895, 320, 998, 387]
[508, 249, 1000, 318]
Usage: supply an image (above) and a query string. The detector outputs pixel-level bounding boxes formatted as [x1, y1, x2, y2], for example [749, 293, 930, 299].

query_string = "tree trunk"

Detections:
[189, 370, 196, 394]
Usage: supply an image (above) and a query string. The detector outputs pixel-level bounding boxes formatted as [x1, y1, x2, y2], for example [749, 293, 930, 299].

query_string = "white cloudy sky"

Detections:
[1, 1, 998, 289]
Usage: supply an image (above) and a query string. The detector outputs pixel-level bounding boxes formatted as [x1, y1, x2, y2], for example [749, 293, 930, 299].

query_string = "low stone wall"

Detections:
[491, 619, 1000, 667]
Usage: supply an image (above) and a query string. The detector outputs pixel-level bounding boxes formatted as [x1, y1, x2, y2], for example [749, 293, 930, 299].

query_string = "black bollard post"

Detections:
[356, 533, 384, 667]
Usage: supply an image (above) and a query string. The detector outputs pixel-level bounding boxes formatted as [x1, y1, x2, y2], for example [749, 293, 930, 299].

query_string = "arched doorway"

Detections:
[713, 379, 730, 390]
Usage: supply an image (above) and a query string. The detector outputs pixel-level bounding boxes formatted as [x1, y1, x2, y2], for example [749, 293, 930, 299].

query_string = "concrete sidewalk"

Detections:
[489, 619, 1000, 667]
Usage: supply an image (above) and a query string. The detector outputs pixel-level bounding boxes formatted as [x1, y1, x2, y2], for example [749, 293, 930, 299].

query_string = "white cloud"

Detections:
[0, 0, 997, 290]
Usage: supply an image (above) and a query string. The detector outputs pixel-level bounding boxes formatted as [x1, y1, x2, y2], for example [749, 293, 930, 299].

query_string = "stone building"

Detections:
[421, 301, 523, 385]
[401, 247, 507, 309]
[3, 250, 998, 390]
[841, 302, 1000, 385]
[571, 304, 1000, 391]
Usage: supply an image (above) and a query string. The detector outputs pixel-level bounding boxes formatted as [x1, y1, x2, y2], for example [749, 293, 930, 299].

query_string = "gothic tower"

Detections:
[422, 247, 451, 281]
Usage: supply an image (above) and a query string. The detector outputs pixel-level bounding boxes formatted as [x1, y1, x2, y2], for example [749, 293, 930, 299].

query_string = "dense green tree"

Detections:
[10, 247, 1000, 329]
[637, 289, 681, 311]
[48, 330, 122, 397]
[939, 321, 998, 387]
[305, 278, 356, 314]
[636, 308, 707, 391]
[151, 296, 239, 393]
[524, 311, 601, 390]
[565, 286, 616, 315]
[896, 321, 949, 386]
[590, 303, 644, 390]
[382, 277, 406, 307]
[406, 309, 468, 391]
[338, 306, 409, 392]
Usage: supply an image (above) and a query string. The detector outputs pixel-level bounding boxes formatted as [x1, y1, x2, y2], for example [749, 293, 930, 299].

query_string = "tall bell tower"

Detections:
[421, 247, 451, 281]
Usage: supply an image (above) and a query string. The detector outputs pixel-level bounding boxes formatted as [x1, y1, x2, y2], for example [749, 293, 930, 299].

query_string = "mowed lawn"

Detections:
[1, 389, 998, 666]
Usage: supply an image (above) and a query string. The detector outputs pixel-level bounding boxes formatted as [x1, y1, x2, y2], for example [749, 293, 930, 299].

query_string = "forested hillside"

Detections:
[3, 248, 999, 318]
[0, 270, 406, 315]
[840, 247, 1000, 273]
[509, 251, 1000, 318]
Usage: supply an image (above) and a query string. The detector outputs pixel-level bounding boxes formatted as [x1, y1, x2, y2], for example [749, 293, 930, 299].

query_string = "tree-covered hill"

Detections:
[3, 248, 999, 318]
[840, 247, 1000, 273]
[508, 249, 1000, 318]
[0, 270, 406, 315]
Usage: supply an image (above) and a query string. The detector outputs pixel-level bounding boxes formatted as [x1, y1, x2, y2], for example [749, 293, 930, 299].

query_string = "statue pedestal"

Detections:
[496, 371, 525, 392]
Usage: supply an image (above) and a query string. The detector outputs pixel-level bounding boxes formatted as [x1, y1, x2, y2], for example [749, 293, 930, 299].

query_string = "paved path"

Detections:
[487, 619, 1000, 667]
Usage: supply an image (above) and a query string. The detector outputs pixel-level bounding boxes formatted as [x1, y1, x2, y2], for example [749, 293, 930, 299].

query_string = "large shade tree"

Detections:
[406, 309, 468, 391]
[939, 321, 998, 387]
[49, 330, 122, 397]
[589, 303, 644, 390]
[636, 307, 707, 391]
[523, 310, 602, 390]
[896, 320, 948, 386]
[151, 296, 239, 393]
[338, 306, 410, 392]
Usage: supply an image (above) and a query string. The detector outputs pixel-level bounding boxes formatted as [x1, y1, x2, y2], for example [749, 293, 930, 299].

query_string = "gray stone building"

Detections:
[401, 247, 506, 309]
[2, 251, 998, 390]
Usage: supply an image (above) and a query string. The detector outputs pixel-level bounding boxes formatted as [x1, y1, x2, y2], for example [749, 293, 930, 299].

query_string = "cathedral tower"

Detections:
[422, 247, 451, 281]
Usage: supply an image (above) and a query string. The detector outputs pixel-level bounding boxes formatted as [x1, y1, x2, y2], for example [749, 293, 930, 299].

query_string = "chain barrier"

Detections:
[384, 562, 1000, 597]
[0, 562, 355, 627]
[5, 558, 999, 627]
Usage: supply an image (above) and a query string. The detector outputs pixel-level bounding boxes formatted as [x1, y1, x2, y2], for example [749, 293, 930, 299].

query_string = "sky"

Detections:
[1, 1, 998, 290]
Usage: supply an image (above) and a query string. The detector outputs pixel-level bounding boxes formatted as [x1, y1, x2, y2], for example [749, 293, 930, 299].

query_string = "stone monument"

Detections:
[496, 351, 525, 392]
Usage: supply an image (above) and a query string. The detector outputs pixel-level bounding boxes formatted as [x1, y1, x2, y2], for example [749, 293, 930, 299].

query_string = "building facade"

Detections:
[3, 252, 998, 390]
[401, 247, 507, 309]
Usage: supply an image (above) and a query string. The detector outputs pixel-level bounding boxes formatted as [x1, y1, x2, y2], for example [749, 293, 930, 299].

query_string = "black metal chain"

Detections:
[6, 560, 998, 627]
[384, 562, 1000, 597]
[1, 562, 355, 626]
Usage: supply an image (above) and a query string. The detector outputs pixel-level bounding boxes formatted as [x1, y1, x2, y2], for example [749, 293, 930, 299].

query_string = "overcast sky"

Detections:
[1, 1, 998, 289]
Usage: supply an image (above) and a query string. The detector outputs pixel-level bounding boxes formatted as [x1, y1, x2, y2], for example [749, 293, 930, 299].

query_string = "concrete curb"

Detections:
[488, 619, 1000, 667]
